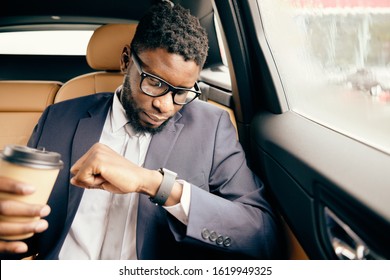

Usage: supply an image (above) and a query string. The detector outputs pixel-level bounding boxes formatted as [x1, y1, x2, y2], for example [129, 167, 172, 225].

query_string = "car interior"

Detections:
[1, 0, 388, 260]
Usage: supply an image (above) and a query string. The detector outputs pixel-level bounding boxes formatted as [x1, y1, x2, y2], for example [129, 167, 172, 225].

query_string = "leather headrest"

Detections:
[86, 24, 137, 71]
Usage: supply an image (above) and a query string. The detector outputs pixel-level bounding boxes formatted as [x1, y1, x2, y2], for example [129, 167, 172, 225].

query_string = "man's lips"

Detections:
[143, 112, 168, 126]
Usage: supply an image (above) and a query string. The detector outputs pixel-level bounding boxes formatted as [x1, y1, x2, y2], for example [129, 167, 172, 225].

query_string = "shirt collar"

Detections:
[110, 86, 129, 134]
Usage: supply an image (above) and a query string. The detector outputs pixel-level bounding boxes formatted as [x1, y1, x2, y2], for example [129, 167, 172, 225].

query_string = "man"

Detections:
[0, 2, 282, 259]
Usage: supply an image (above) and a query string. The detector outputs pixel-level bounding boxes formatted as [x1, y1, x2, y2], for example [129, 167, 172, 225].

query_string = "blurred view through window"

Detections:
[294, 0, 390, 97]
[258, 0, 390, 154]
[0, 30, 93, 55]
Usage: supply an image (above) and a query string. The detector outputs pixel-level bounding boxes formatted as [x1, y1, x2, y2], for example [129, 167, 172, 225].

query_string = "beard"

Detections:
[120, 76, 170, 135]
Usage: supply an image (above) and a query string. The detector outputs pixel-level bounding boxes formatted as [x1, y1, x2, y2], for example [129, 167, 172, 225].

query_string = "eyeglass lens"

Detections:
[141, 75, 198, 104]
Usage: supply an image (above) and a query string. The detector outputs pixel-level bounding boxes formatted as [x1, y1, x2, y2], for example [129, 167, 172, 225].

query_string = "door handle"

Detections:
[324, 207, 384, 260]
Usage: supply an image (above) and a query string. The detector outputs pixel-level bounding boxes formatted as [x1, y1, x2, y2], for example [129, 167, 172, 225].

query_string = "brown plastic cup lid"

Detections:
[0, 145, 63, 169]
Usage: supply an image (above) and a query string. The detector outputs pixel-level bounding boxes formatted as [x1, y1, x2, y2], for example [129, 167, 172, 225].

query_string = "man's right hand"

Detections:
[0, 176, 50, 254]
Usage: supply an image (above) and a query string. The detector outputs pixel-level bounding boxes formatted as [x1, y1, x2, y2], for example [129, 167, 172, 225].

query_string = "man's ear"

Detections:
[120, 45, 131, 73]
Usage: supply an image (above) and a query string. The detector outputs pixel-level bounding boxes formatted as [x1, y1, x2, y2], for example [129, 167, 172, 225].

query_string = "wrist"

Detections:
[149, 168, 177, 206]
[137, 169, 163, 196]
[163, 181, 183, 206]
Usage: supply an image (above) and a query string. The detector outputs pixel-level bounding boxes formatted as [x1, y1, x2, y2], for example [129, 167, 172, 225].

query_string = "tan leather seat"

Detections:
[0, 81, 62, 149]
[54, 24, 137, 103]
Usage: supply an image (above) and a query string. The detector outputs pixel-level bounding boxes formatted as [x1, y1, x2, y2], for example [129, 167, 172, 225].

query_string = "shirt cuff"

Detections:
[163, 180, 191, 225]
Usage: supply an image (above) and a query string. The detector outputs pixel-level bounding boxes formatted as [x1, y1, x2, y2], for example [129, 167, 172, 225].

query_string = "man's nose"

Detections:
[152, 92, 175, 113]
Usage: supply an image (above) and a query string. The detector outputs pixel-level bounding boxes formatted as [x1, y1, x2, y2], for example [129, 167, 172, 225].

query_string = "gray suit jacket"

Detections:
[18, 93, 282, 259]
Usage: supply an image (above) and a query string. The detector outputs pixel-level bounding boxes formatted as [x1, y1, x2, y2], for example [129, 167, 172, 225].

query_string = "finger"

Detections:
[71, 147, 113, 188]
[70, 174, 106, 188]
[0, 241, 28, 254]
[70, 143, 110, 175]
[0, 177, 36, 195]
[0, 200, 51, 218]
[70, 152, 89, 175]
[0, 219, 48, 237]
[70, 175, 124, 193]
[70, 144, 99, 175]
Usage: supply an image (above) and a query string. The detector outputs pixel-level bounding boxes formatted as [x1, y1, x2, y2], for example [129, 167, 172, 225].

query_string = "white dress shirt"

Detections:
[59, 90, 190, 259]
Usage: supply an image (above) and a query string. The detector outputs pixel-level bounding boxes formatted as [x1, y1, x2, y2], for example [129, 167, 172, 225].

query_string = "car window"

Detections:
[257, 0, 390, 154]
[215, 14, 228, 67]
[0, 30, 94, 55]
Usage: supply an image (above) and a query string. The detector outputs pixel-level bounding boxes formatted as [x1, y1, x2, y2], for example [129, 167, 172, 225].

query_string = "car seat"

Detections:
[54, 24, 137, 103]
[0, 81, 62, 149]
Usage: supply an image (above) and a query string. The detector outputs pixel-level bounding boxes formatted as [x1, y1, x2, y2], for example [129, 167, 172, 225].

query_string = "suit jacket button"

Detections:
[209, 231, 218, 242]
[201, 228, 210, 240]
[223, 236, 232, 247]
[216, 235, 224, 245]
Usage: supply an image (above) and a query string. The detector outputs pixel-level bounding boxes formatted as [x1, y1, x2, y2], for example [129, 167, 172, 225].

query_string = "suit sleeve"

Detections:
[166, 110, 284, 259]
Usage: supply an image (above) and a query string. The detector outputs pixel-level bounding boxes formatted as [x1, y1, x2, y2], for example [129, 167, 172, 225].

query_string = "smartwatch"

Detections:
[150, 168, 177, 205]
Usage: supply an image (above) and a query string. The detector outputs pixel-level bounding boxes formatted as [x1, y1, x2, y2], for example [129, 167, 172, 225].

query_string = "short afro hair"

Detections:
[131, 2, 209, 67]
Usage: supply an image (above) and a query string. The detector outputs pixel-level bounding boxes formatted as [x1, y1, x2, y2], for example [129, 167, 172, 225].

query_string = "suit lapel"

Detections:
[70, 107, 110, 167]
[66, 96, 113, 222]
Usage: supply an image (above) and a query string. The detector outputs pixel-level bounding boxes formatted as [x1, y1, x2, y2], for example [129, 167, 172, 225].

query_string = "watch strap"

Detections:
[150, 168, 177, 205]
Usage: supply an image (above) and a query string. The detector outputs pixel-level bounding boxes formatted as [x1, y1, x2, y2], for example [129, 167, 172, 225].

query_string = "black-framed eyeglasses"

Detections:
[131, 52, 201, 105]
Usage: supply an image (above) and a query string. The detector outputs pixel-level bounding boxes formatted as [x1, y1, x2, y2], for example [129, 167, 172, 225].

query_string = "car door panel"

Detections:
[251, 111, 390, 259]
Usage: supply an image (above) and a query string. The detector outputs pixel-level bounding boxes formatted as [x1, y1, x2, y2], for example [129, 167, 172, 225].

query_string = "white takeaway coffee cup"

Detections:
[0, 145, 63, 240]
